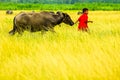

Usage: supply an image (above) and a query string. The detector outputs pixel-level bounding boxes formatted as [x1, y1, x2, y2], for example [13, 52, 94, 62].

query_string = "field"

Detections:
[0, 10, 120, 80]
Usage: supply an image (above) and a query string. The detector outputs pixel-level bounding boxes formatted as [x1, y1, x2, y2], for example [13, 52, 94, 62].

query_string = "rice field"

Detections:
[0, 10, 120, 80]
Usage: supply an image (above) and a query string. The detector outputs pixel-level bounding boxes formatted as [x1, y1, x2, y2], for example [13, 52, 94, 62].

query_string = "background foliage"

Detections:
[0, 2, 120, 10]
[0, 0, 120, 4]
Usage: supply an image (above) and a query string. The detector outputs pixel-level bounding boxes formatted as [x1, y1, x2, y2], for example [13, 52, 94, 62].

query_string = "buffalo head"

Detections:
[62, 13, 74, 26]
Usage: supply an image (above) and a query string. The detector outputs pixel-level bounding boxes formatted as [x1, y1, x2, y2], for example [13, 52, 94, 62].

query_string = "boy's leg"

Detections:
[82, 28, 90, 33]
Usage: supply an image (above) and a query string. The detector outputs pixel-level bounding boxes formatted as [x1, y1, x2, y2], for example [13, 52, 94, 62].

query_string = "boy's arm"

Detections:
[75, 20, 79, 24]
[87, 21, 93, 23]
[75, 16, 81, 24]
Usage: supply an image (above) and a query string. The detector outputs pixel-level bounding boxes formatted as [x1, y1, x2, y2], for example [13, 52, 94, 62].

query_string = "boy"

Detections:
[75, 8, 93, 32]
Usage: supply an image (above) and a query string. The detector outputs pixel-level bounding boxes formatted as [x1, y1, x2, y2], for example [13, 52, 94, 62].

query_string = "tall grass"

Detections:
[0, 10, 120, 80]
[0, 3, 120, 10]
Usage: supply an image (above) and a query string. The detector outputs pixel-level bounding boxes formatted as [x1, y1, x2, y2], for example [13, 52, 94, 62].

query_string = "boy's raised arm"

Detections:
[87, 21, 93, 23]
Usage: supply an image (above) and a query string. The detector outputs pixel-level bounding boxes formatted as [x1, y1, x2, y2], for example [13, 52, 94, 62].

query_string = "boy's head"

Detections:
[82, 8, 88, 14]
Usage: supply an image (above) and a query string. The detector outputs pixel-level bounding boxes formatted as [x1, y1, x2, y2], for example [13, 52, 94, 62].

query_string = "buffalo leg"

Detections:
[9, 30, 15, 35]
[41, 26, 48, 35]
[41, 30, 46, 35]
[9, 26, 17, 35]
[49, 28, 56, 33]
[48, 27, 56, 33]
[9, 17, 17, 35]
[17, 27, 24, 35]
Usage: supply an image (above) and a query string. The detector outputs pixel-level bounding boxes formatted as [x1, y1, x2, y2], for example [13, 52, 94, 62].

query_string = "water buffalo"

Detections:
[6, 10, 13, 14]
[9, 11, 74, 35]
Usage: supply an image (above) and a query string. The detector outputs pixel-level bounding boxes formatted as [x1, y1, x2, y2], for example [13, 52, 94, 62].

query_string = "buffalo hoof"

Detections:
[9, 30, 15, 35]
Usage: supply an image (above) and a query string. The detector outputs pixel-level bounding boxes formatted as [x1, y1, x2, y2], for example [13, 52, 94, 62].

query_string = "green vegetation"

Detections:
[1, 0, 120, 4]
[0, 3, 120, 10]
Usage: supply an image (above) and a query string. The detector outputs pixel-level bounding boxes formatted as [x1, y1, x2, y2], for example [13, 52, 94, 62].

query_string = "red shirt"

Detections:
[78, 13, 88, 30]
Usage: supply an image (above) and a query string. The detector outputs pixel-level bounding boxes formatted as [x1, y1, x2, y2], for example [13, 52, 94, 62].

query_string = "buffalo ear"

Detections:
[56, 11, 64, 17]
[62, 13, 68, 17]
[62, 13, 66, 17]
[56, 11, 62, 15]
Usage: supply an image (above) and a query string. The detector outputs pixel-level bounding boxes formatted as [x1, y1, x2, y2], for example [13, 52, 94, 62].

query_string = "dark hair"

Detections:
[82, 8, 88, 13]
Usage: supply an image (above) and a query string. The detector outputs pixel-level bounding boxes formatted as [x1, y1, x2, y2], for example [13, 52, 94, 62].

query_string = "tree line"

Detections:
[0, 0, 120, 4]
